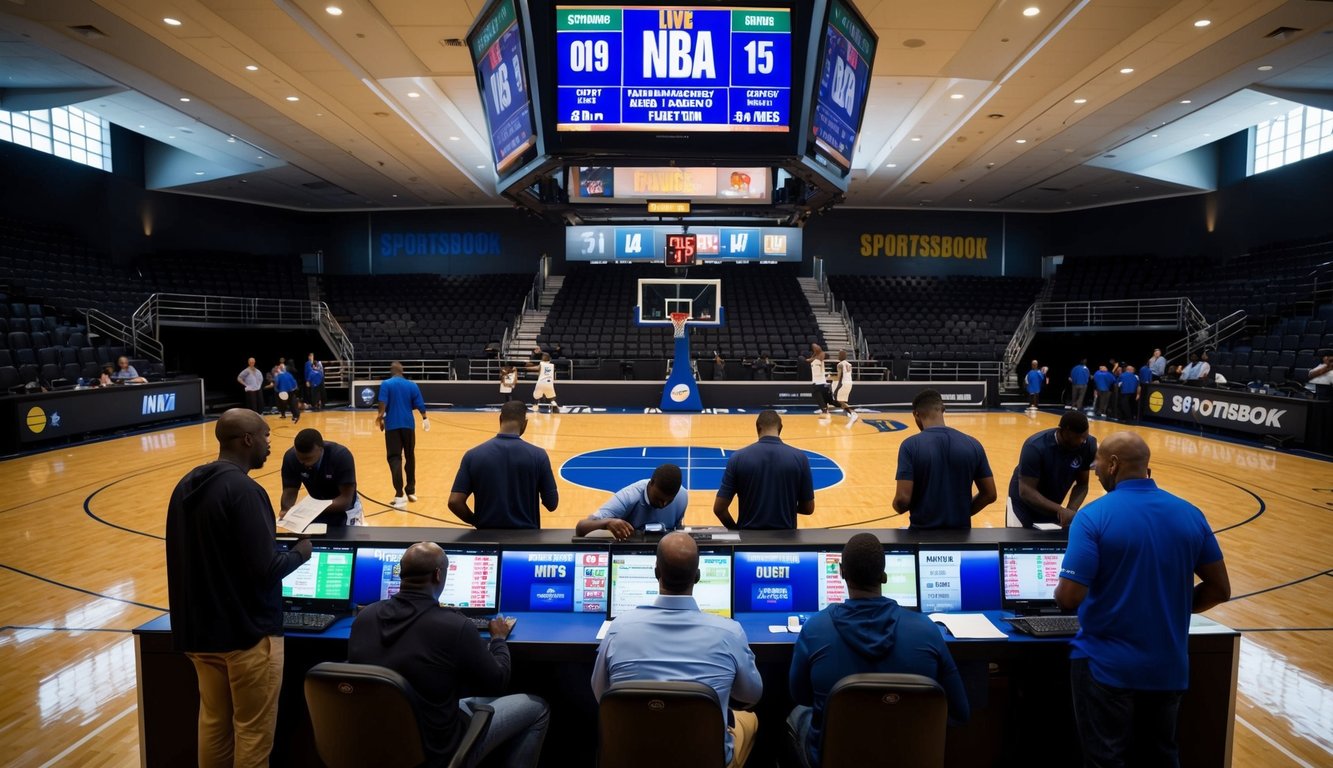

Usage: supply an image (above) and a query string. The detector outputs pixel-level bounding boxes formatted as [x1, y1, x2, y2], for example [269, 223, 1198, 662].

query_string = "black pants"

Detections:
[243, 390, 262, 413]
[812, 383, 831, 411]
[1119, 393, 1138, 421]
[278, 392, 301, 421]
[306, 382, 325, 408]
[1070, 658, 1182, 768]
[1094, 390, 1112, 417]
[385, 428, 416, 496]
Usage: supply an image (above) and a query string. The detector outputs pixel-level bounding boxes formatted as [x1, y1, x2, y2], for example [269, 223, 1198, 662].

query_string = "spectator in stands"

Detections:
[1008, 411, 1096, 528]
[1176, 352, 1205, 383]
[1118, 364, 1140, 421]
[237, 357, 264, 413]
[110, 355, 147, 384]
[1092, 365, 1116, 419]
[592, 533, 762, 768]
[97, 365, 115, 388]
[1140, 357, 1155, 388]
[529, 346, 544, 361]
[806, 343, 831, 415]
[449, 401, 557, 529]
[713, 410, 815, 530]
[349, 542, 549, 768]
[376, 361, 428, 510]
[166, 408, 311, 768]
[1025, 359, 1045, 411]
[893, 389, 996, 529]
[1199, 351, 1213, 384]
[575, 463, 685, 540]
[279, 428, 362, 528]
[1306, 349, 1333, 396]
[1149, 348, 1167, 379]
[304, 354, 325, 411]
[1069, 358, 1090, 411]
[748, 354, 774, 381]
[788, 533, 969, 768]
[713, 352, 727, 380]
[1055, 432, 1229, 768]
[273, 363, 301, 423]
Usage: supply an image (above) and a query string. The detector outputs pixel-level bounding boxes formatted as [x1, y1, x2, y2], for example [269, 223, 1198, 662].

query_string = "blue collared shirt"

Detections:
[591, 478, 687, 530]
[716, 436, 814, 530]
[451, 433, 557, 529]
[592, 595, 763, 765]
[1069, 365, 1090, 386]
[378, 375, 425, 430]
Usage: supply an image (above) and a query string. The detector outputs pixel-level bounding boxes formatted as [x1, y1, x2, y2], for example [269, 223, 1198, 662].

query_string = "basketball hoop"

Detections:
[669, 312, 690, 338]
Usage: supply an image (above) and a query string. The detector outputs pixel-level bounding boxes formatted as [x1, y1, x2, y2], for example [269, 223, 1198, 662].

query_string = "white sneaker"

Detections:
[390, 496, 407, 509]
[847, 411, 859, 423]
[407, 494, 418, 502]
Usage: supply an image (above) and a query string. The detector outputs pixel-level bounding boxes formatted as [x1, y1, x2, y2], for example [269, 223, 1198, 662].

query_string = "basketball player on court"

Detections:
[527, 353, 560, 413]
[499, 363, 517, 403]
[832, 349, 858, 423]
[806, 343, 831, 415]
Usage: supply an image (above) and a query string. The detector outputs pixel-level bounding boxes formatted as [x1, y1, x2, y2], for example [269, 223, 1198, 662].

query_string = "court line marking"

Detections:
[1235, 715, 1318, 768]
[0, 563, 167, 611]
[37, 704, 136, 768]
[1230, 569, 1333, 601]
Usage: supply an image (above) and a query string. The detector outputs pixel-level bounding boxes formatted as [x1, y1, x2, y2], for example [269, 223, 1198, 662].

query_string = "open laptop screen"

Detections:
[609, 548, 732, 619]
[1001, 544, 1067, 608]
[282, 544, 354, 606]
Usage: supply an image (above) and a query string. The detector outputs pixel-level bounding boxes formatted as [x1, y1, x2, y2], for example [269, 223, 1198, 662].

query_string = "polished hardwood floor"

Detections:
[1, 407, 1329, 766]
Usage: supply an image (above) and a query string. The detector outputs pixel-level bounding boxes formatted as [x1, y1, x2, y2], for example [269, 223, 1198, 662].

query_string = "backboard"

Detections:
[635, 279, 723, 327]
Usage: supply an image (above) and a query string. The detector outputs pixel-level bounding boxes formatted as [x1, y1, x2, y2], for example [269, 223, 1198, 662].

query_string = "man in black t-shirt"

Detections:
[1007, 411, 1097, 528]
[279, 428, 363, 526]
[892, 389, 996, 529]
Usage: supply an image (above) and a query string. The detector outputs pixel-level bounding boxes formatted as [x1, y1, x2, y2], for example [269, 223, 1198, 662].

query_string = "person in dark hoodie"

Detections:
[787, 533, 969, 767]
[348, 542, 549, 768]
[165, 407, 312, 768]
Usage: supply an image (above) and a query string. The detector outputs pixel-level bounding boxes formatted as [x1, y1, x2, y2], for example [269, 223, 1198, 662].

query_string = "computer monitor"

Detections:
[609, 547, 732, 619]
[498, 548, 610, 613]
[1001, 544, 1067, 610]
[818, 546, 919, 610]
[351, 544, 501, 615]
[282, 544, 354, 609]
[917, 545, 1003, 613]
[733, 549, 822, 613]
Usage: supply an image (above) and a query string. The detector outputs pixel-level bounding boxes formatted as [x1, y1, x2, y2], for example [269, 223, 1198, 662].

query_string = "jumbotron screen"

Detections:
[555, 5, 792, 133]
[807, 0, 875, 173]
[469, 0, 540, 176]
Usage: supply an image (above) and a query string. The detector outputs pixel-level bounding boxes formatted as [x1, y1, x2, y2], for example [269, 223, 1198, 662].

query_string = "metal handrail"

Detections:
[1032, 297, 1190, 329]
[1164, 309, 1247, 364]
[1002, 303, 1038, 384]
[908, 359, 1003, 381]
[351, 360, 455, 382]
[83, 306, 164, 361]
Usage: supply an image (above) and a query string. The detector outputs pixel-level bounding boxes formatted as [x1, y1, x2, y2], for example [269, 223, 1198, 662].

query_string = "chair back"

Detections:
[598, 680, 727, 768]
[304, 662, 427, 768]
[820, 673, 948, 768]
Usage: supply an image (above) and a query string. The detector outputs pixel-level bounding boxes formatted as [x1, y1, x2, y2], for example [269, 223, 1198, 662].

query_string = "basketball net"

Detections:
[669, 312, 690, 339]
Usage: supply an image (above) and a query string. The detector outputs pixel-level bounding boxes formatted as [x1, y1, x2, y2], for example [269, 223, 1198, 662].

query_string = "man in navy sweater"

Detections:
[787, 533, 970, 767]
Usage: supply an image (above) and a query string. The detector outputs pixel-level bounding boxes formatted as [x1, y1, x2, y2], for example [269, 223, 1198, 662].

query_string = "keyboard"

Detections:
[469, 616, 495, 632]
[283, 612, 338, 632]
[1004, 615, 1081, 637]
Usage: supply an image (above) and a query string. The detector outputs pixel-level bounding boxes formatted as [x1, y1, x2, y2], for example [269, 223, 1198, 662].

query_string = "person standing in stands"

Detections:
[806, 343, 831, 415]
[111, 355, 148, 383]
[1069, 358, 1090, 411]
[526, 353, 560, 414]
[1148, 348, 1167, 379]
[1007, 411, 1097, 528]
[1092, 365, 1116, 419]
[892, 389, 996, 529]
[575, 463, 686, 539]
[237, 357, 264, 413]
[166, 408, 311, 768]
[713, 410, 815, 530]
[592, 533, 762, 768]
[279, 428, 363, 527]
[749, 353, 774, 381]
[449, 401, 557, 529]
[349, 542, 550, 768]
[273, 363, 301, 423]
[1305, 349, 1333, 395]
[1117, 364, 1140, 422]
[376, 361, 428, 510]
[1025, 359, 1046, 411]
[788, 533, 969, 768]
[304, 353, 325, 411]
[1055, 432, 1229, 767]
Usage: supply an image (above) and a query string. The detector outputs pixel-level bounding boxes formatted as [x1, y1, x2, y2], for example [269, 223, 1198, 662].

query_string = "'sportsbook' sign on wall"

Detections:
[859, 233, 990, 260]
[1144, 383, 1309, 439]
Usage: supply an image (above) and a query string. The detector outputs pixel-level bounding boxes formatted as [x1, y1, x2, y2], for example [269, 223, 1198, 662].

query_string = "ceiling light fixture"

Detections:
[1257, 65, 1273, 71]
[886, 163, 897, 168]
[950, 93, 964, 99]
[1180, 99, 1191, 104]
[1119, 67, 1134, 74]
[448, 135, 460, 141]
[286, 96, 300, 102]
[194, 171, 205, 176]
[476, 164, 486, 169]
[245, 65, 259, 71]
[1193, 19, 1211, 28]
[1073, 98, 1087, 104]
[1015, 138, 1027, 144]
[407, 92, 420, 98]
[910, 136, 921, 141]
[325, 6, 343, 16]
[1023, 7, 1040, 17]
[179, 97, 191, 102]
[227, 137, 236, 143]
[163, 17, 181, 26]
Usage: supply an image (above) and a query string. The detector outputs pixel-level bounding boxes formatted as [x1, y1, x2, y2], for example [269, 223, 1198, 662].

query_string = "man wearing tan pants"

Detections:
[166, 409, 310, 766]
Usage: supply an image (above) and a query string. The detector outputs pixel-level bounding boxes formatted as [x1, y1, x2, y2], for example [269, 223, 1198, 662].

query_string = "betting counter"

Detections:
[134, 528, 1238, 767]
[1, 378, 204, 454]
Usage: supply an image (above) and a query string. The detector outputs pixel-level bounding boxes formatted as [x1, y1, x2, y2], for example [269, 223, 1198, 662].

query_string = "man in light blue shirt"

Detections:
[1148, 348, 1166, 379]
[575, 464, 686, 539]
[592, 533, 762, 767]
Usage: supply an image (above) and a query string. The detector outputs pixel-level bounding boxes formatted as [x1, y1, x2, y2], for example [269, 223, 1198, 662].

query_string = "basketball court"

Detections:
[1, 407, 1329, 765]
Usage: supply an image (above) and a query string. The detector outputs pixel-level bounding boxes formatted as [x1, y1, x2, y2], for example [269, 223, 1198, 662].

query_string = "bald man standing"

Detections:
[592, 533, 762, 767]
[1055, 432, 1230, 767]
[376, 361, 428, 509]
[166, 408, 312, 768]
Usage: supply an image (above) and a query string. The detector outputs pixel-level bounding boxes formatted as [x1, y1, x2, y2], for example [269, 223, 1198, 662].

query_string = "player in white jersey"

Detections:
[527, 353, 559, 413]
[805, 342, 831, 415]
[499, 364, 518, 403]
[832, 349, 858, 423]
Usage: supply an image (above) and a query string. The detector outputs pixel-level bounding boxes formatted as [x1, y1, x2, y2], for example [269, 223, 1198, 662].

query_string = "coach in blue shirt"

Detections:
[377, 361, 428, 509]
[788, 533, 969, 768]
[1056, 432, 1229, 767]
[713, 410, 815, 530]
[1069, 358, 1091, 410]
[592, 533, 763, 767]
[1025, 359, 1046, 409]
[893, 389, 996, 529]
[1008, 411, 1096, 528]
[1117, 365, 1140, 421]
[1091, 365, 1116, 419]
[449, 400, 558, 529]
[576, 464, 686, 539]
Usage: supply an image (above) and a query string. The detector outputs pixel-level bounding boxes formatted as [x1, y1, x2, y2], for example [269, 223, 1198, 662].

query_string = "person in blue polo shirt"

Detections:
[377, 361, 428, 509]
[1117, 364, 1140, 422]
[575, 463, 686, 539]
[449, 400, 558, 529]
[1092, 365, 1116, 419]
[1007, 411, 1096, 528]
[713, 410, 815, 530]
[1068, 358, 1090, 410]
[893, 389, 996, 529]
[303, 353, 325, 411]
[1025, 359, 1046, 411]
[1056, 432, 1229, 767]
[273, 363, 301, 423]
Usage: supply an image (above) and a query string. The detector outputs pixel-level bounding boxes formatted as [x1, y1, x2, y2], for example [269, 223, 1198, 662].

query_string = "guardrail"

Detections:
[1164, 309, 1247, 364]
[83, 306, 164, 361]
[1033, 297, 1191, 329]
[351, 360, 455, 382]
[908, 360, 1002, 382]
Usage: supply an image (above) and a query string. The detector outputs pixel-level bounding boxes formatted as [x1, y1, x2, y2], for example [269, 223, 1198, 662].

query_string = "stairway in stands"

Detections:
[797, 276, 852, 353]
[505, 275, 564, 358]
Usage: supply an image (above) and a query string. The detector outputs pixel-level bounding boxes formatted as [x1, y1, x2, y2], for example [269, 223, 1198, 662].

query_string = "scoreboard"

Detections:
[469, 0, 539, 175]
[555, 6, 792, 132]
[808, 0, 875, 173]
[566, 224, 801, 262]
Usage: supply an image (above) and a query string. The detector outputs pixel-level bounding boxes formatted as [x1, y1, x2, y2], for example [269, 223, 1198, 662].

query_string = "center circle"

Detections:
[560, 445, 844, 493]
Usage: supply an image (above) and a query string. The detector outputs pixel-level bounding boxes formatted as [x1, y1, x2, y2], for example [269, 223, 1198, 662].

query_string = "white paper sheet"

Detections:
[277, 496, 333, 534]
[928, 613, 1008, 639]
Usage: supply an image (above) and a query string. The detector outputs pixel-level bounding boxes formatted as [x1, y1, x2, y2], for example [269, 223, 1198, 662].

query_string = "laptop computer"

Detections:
[999, 543, 1080, 637]
[281, 543, 355, 632]
[597, 546, 733, 639]
[351, 543, 503, 631]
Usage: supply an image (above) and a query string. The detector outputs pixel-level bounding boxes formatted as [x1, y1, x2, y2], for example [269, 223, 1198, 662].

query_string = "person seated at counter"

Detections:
[111, 355, 148, 384]
[575, 463, 686, 540]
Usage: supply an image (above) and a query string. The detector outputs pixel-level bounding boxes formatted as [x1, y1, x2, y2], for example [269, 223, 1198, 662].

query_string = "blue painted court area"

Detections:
[560, 446, 844, 493]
